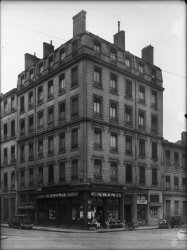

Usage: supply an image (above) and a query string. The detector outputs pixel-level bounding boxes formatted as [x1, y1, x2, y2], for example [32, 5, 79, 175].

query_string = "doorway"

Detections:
[124, 204, 132, 223]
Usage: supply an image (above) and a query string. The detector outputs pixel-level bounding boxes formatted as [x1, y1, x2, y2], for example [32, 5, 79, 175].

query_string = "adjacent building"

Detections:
[0, 10, 186, 229]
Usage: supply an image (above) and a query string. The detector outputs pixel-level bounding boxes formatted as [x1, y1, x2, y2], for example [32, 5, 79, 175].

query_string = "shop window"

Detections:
[72, 40, 78, 57]
[48, 106, 54, 127]
[48, 136, 54, 156]
[38, 85, 43, 105]
[28, 194, 35, 204]
[137, 204, 147, 224]
[20, 194, 27, 204]
[38, 166, 43, 184]
[71, 96, 79, 118]
[110, 132, 118, 152]
[71, 66, 78, 88]
[59, 101, 66, 123]
[29, 168, 34, 186]
[139, 165, 145, 185]
[110, 73, 118, 93]
[10, 198, 15, 218]
[152, 168, 158, 185]
[94, 40, 101, 53]
[71, 159, 78, 180]
[48, 80, 54, 99]
[110, 101, 118, 123]
[3, 198, 9, 221]
[110, 161, 118, 181]
[3, 172, 8, 192]
[20, 144, 25, 162]
[174, 200, 179, 215]
[183, 201, 187, 217]
[126, 164, 132, 183]
[165, 150, 171, 164]
[28, 115, 34, 134]
[125, 106, 133, 126]
[139, 138, 145, 157]
[11, 95, 16, 111]
[38, 139, 43, 158]
[20, 169, 25, 187]
[126, 80, 132, 99]
[72, 206, 80, 220]
[152, 141, 157, 160]
[94, 159, 102, 180]
[11, 145, 15, 163]
[71, 128, 78, 150]
[28, 91, 34, 109]
[60, 48, 65, 60]
[139, 85, 145, 103]
[150, 207, 158, 218]
[174, 176, 179, 190]
[165, 176, 170, 189]
[151, 115, 158, 134]
[4, 123, 7, 140]
[20, 119, 25, 137]
[138, 110, 145, 129]
[37, 111, 43, 130]
[94, 127, 102, 149]
[94, 66, 102, 88]
[150, 195, 159, 203]
[151, 91, 157, 108]
[11, 172, 15, 189]
[4, 148, 8, 165]
[48, 163, 54, 183]
[59, 161, 65, 182]
[174, 152, 179, 165]
[166, 200, 171, 216]
[125, 135, 132, 155]
[11, 120, 15, 137]
[182, 178, 187, 191]
[93, 95, 102, 118]
[59, 73, 66, 94]
[59, 132, 65, 153]
[4, 100, 8, 114]
[20, 96, 25, 113]
[28, 142, 34, 161]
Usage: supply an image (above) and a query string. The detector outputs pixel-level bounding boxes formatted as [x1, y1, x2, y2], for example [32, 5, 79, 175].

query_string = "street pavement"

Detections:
[1, 227, 187, 250]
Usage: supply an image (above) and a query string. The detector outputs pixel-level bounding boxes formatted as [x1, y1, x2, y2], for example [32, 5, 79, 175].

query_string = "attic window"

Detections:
[94, 40, 101, 53]
[125, 58, 130, 67]
[48, 56, 53, 67]
[139, 64, 144, 74]
[152, 69, 156, 80]
[60, 48, 66, 60]
[110, 47, 117, 60]
[29, 69, 34, 79]
[21, 74, 25, 84]
[39, 62, 44, 73]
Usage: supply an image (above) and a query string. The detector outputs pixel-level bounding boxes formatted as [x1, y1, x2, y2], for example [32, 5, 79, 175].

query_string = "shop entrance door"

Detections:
[124, 205, 132, 223]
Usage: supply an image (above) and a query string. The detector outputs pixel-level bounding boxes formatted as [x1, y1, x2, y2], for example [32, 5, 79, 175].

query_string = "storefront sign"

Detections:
[37, 192, 79, 199]
[137, 195, 147, 204]
[91, 192, 122, 198]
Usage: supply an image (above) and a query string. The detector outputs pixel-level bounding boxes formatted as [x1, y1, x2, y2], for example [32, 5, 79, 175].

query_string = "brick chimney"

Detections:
[73, 10, 86, 37]
[25, 53, 39, 70]
[114, 30, 125, 50]
[142, 45, 154, 64]
[43, 41, 54, 58]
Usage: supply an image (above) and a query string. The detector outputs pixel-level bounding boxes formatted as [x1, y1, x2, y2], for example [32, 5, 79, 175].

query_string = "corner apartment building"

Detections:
[162, 132, 187, 223]
[0, 89, 17, 222]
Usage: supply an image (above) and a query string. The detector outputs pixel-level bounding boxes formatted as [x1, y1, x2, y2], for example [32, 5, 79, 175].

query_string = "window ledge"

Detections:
[58, 89, 66, 96]
[93, 147, 103, 151]
[70, 84, 79, 90]
[125, 96, 133, 101]
[109, 89, 118, 96]
[93, 82, 103, 90]
[110, 149, 118, 154]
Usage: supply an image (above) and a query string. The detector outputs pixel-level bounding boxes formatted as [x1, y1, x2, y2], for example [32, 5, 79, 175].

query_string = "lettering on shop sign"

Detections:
[137, 194, 147, 204]
[37, 192, 78, 199]
[91, 192, 122, 198]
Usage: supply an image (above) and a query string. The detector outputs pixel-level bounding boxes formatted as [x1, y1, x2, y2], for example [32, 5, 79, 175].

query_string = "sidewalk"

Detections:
[1, 223, 158, 233]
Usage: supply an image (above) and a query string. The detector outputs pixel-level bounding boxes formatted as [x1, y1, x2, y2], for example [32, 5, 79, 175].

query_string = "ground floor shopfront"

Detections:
[16, 184, 163, 229]
[1, 193, 16, 223]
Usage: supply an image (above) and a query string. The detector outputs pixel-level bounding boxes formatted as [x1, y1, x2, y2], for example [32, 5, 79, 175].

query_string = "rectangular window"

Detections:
[72, 40, 78, 57]
[21, 75, 25, 84]
[174, 201, 179, 215]
[48, 55, 53, 67]
[139, 165, 145, 185]
[48, 106, 54, 127]
[152, 141, 157, 160]
[139, 138, 145, 157]
[94, 159, 102, 180]
[20, 119, 25, 137]
[174, 152, 179, 165]
[29, 168, 34, 186]
[28, 115, 34, 133]
[126, 80, 132, 99]
[165, 150, 170, 163]
[165, 176, 170, 189]
[60, 48, 65, 60]
[139, 64, 144, 74]
[125, 58, 130, 67]
[71, 96, 79, 118]
[48, 80, 54, 99]
[151, 115, 158, 134]
[182, 178, 187, 190]
[71, 66, 78, 88]
[138, 110, 145, 129]
[29, 142, 34, 161]
[125, 106, 133, 126]
[11, 145, 15, 163]
[94, 40, 101, 53]
[110, 161, 118, 181]
[4, 100, 8, 114]
[38, 139, 43, 158]
[183, 201, 187, 217]
[71, 159, 78, 180]
[29, 68, 34, 79]
[11, 96, 16, 111]
[59, 101, 66, 122]
[59, 161, 65, 182]
[150, 195, 159, 203]
[110, 132, 118, 152]
[28, 91, 34, 109]
[4, 148, 8, 165]
[174, 176, 179, 190]
[48, 163, 54, 183]
[11, 120, 15, 137]
[4, 172, 8, 191]
[4, 124, 7, 140]
[139, 86, 145, 103]
[93, 95, 102, 118]
[151, 91, 157, 108]
[126, 135, 132, 155]
[126, 164, 132, 183]
[71, 128, 78, 149]
[110, 47, 117, 60]
[94, 128, 102, 149]
[94, 66, 102, 88]
[150, 207, 158, 218]
[110, 101, 118, 122]
[20, 96, 25, 113]
[38, 85, 43, 104]
[37, 111, 43, 130]
[20, 145, 25, 162]
[20, 169, 25, 187]
[11, 172, 15, 189]
[110, 73, 118, 92]
[152, 168, 158, 185]
[38, 166, 43, 184]
[182, 155, 187, 166]
[39, 62, 44, 73]
[59, 132, 65, 152]
[48, 136, 54, 155]
[59, 73, 66, 94]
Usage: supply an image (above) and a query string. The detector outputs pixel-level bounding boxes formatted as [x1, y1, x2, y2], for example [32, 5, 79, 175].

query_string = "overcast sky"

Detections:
[1, 1, 186, 142]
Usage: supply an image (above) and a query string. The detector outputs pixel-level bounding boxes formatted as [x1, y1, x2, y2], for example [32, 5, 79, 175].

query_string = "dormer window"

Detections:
[48, 55, 53, 67]
[94, 40, 101, 53]
[29, 68, 34, 79]
[21, 74, 25, 84]
[125, 58, 130, 67]
[152, 69, 156, 80]
[139, 64, 144, 74]
[60, 48, 66, 60]
[39, 62, 44, 73]
[110, 47, 117, 60]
